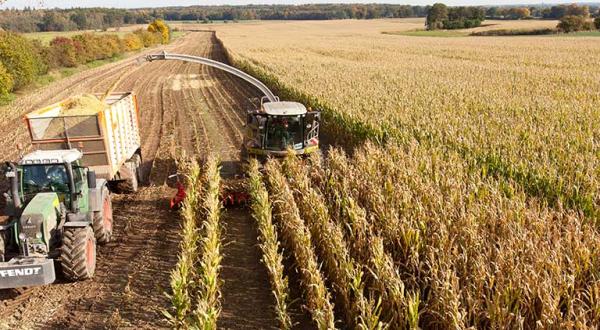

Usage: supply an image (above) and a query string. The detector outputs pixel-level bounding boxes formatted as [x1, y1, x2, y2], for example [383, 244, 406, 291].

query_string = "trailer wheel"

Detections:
[61, 226, 96, 281]
[133, 154, 142, 185]
[93, 187, 113, 244]
[119, 157, 139, 193]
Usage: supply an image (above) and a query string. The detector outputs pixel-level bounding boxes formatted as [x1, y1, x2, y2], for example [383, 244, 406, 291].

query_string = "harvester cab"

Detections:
[0, 149, 110, 289]
[244, 99, 320, 157]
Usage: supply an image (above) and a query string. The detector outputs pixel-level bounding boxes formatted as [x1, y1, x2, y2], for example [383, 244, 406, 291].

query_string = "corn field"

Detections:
[210, 19, 600, 328]
[164, 155, 224, 329]
[217, 20, 600, 220]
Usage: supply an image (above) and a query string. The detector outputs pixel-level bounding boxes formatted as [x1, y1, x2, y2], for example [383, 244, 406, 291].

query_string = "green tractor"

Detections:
[0, 149, 112, 289]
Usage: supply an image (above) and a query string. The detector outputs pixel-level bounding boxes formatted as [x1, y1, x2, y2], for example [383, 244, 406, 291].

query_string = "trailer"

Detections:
[24, 92, 143, 192]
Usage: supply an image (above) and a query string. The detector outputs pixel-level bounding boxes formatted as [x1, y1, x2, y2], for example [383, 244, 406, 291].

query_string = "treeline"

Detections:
[427, 3, 600, 31]
[427, 4, 486, 30]
[0, 20, 170, 99]
[0, 4, 432, 32]
[1, 4, 598, 34]
[487, 4, 599, 20]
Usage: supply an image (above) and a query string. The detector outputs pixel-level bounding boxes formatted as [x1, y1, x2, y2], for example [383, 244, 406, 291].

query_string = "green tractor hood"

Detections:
[17, 193, 60, 249]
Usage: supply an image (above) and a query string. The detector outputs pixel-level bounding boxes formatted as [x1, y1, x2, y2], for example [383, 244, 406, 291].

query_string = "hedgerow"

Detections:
[0, 22, 167, 99]
[0, 31, 42, 89]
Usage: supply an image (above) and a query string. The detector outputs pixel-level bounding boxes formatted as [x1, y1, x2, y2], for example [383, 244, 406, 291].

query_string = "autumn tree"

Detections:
[557, 15, 587, 32]
[147, 19, 170, 44]
[508, 7, 530, 19]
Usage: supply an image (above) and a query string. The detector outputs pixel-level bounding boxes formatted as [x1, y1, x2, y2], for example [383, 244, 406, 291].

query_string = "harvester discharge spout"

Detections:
[142, 51, 279, 102]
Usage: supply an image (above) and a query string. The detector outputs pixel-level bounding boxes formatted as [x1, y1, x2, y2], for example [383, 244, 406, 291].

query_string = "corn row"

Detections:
[164, 159, 202, 328]
[282, 154, 386, 329]
[325, 149, 401, 256]
[193, 155, 223, 328]
[247, 159, 293, 330]
[312, 149, 409, 327]
[265, 160, 336, 330]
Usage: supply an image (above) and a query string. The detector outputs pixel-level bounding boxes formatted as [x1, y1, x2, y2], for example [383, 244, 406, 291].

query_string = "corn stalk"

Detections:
[164, 159, 202, 328]
[265, 159, 336, 330]
[247, 159, 293, 329]
[192, 155, 223, 328]
[282, 153, 386, 329]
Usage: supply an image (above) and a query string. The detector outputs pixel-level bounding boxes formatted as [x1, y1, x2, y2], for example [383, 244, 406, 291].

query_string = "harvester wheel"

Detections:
[93, 187, 113, 244]
[61, 226, 96, 281]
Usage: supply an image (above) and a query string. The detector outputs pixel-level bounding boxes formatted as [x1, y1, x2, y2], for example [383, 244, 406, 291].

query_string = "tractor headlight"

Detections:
[35, 232, 43, 239]
[18, 233, 27, 241]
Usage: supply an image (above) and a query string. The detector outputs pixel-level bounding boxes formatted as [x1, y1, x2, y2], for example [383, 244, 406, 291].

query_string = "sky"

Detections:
[0, 0, 596, 8]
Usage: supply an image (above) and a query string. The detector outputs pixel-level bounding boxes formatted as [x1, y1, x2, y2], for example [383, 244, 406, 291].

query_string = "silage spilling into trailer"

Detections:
[61, 94, 107, 116]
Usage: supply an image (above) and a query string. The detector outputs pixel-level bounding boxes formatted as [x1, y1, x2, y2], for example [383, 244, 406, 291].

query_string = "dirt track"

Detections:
[0, 32, 281, 329]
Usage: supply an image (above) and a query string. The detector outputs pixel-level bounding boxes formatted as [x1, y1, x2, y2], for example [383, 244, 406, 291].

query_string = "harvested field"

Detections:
[0, 31, 280, 328]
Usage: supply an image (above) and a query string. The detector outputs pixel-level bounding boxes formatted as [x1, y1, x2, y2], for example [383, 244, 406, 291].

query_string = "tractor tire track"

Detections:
[0, 31, 282, 329]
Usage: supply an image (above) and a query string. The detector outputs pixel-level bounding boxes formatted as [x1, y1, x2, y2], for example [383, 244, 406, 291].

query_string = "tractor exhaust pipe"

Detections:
[6, 162, 21, 211]
[65, 162, 78, 212]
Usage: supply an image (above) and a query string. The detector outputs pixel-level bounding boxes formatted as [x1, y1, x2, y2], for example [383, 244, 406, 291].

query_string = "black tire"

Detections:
[93, 187, 113, 244]
[61, 226, 96, 281]
[240, 144, 248, 161]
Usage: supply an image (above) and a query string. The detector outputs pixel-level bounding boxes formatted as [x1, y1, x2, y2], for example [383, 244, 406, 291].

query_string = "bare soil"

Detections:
[0, 32, 290, 329]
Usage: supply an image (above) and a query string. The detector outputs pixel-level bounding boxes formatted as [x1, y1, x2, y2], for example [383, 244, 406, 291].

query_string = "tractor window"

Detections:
[21, 164, 70, 199]
[73, 166, 84, 191]
[265, 116, 303, 151]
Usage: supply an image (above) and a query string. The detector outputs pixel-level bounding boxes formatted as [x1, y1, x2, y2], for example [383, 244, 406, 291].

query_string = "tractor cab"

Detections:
[14, 149, 90, 213]
[244, 101, 320, 157]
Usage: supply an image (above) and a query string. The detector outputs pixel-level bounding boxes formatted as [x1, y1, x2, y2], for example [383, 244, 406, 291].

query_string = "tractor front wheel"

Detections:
[93, 187, 113, 244]
[61, 226, 96, 281]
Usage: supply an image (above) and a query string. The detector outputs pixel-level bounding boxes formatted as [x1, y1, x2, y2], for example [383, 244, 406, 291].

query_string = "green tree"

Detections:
[426, 3, 448, 30]
[557, 15, 587, 33]
[595, 17, 600, 30]
[147, 19, 170, 44]
[40, 12, 76, 32]
[70, 12, 88, 30]
[0, 62, 14, 100]
[0, 32, 42, 89]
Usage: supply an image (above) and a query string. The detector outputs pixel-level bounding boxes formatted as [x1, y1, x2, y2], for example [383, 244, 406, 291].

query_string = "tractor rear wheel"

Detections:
[93, 187, 113, 244]
[61, 226, 96, 281]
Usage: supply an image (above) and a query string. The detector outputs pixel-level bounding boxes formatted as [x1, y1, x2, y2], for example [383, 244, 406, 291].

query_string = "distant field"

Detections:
[24, 26, 185, 45]
[382, 18, 565, 37]
[24, 30, 129, 44]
